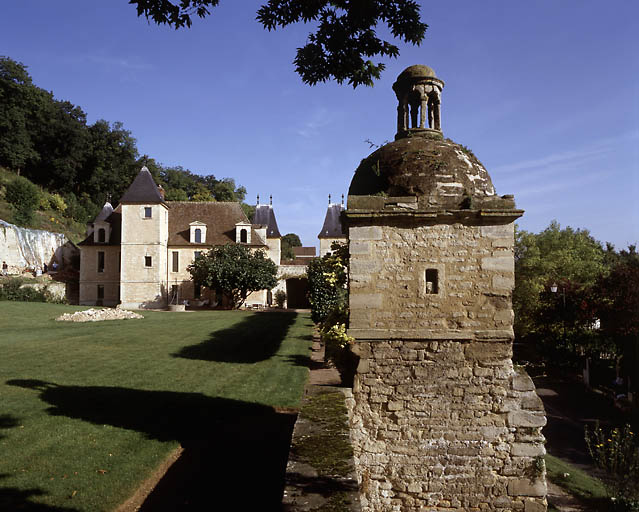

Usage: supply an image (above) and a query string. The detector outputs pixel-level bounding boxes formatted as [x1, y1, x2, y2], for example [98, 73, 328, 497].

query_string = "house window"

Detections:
[195, 228, 202, 243]
[240, 228, 247, 243]
[97, 251, 105, 273]
[145, 256, 152, 267]
[144, 207, 152, 218]
[425, 268, 438, 294]
[171, 285, 179, 303]
[97, 284, 104, 300]
[194, 282, 201, 299]
[98, 228, 105, 243]
[194, 251, 202, 260]
[172, 251, 179, 272]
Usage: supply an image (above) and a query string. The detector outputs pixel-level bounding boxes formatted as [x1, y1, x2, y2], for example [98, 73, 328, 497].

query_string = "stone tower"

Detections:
[318, 194, 347, 256]
[345, 65, 547, 511]
[119, 167, 169, 309]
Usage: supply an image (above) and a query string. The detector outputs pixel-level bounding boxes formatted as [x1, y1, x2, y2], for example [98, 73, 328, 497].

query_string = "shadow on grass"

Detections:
[0, 474, 79, 512]
[6, 379, 297, 510]
[0, 414, 20, 441]
[173, 311, 299, 364]
[534, 373, 629, 468]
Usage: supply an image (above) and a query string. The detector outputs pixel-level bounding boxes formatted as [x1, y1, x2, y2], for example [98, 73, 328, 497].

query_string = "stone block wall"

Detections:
[345, 204, 547, 512]
[349, 221, 516, 341]
[347, 340, 546, 511]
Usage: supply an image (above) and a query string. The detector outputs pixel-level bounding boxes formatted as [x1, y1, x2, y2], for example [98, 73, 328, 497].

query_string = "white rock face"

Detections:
[56, 308, 144, 322]
[0, 220, 67, 271]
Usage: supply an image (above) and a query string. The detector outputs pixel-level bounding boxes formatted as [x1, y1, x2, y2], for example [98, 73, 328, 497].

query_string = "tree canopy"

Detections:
[0, 56, 251, 226]
[129, 0, 428, 87]
[281, 232, 302, 260]
[187, 244, 278, 308]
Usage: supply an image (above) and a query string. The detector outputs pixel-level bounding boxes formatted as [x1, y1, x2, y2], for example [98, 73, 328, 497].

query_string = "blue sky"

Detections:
[2, 1, 637, 249]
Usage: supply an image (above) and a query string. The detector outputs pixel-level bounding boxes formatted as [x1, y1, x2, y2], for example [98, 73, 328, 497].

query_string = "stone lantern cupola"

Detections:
[393, 64, 444, 137]
[344, 66, 547, 512]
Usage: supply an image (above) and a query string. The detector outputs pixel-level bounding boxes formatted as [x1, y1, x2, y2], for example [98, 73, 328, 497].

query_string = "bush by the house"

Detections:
[307, 242, 358, 385]
[274, 289, 286, 308]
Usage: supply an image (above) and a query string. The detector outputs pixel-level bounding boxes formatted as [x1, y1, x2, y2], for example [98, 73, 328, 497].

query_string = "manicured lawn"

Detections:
[0, 302, 313, 511]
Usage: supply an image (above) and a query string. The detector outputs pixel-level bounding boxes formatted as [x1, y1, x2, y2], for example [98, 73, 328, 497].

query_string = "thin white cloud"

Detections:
[492, 130, 639, 175]
[87, 55, 152, 71]
[296, 106, 333, 138]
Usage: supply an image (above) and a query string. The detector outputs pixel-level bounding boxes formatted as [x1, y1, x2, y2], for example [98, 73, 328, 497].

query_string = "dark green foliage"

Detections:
[0, 278, 57, 302]
[130, 1, 427, 87]
[0, 56, 250, 228]
[307, 242, 348, 325]
[274, 289, 286, 308]
[585, 423, 639, 506]
[281, 232, 302, 260]
[257, 0, 427, 87]
[129, 0, 219, 28]
[5, 175, 40, 225]
[514, 221, 606, 341]
[188, 244, 278, 308]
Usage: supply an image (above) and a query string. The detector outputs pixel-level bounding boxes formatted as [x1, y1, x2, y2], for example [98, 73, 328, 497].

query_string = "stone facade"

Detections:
[344, 65, 546, 512]
[78, 168, 283, 309]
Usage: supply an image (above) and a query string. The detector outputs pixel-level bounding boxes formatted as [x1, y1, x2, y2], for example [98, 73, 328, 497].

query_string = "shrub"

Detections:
[307, 242, 348, 325]
[6, 176, 40, 225]
[274, 289, 286, 308]
[585, 423, 639, 508]
[0, 278, 45, 302]
[49, 193, 67, 212]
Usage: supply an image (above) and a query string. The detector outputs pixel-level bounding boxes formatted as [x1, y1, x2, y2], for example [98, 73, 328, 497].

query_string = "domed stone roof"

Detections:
[397, 64, 437, 80]
[348, 133, 497, 209]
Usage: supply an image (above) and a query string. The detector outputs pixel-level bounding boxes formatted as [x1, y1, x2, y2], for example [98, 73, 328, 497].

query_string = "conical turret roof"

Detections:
[119, 167, 165, 203]
[318, 203, 345, 239]
[252, 204, 281, 238]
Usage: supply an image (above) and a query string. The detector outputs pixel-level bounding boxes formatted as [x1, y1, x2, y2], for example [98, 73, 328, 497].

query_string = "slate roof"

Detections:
[167, 202, 265, 247]
[94, 202, 114, 223]
[77, 212, 122, 246]
[252, 205, 281, 238]
[293, 247, 316, 257]
[119, 167, 165, 204]
[318, 203, 346, 239]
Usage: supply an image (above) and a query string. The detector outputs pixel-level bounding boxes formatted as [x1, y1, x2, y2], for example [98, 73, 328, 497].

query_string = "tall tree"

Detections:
[187, 244, 278, 308]
[514, 221, 606, 339]
[281, 232, 302, 260]
[129, 0, 427, 87]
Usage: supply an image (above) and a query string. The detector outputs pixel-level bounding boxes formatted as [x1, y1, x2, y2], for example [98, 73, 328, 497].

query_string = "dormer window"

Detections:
[235, 221, 252, 244]
[189, 222, 207, 244]
[93, 222, 111, 243]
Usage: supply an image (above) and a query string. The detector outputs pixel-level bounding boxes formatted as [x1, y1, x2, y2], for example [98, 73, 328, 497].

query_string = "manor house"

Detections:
[78, 167, 346, 309]
[78, 167, 285, 309]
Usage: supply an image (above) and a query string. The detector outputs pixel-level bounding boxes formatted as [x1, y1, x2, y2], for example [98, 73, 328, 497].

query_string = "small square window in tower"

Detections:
[145, 256, 152, 267]
[144, 207, 152, 218]
[425, 268, 438, 294]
